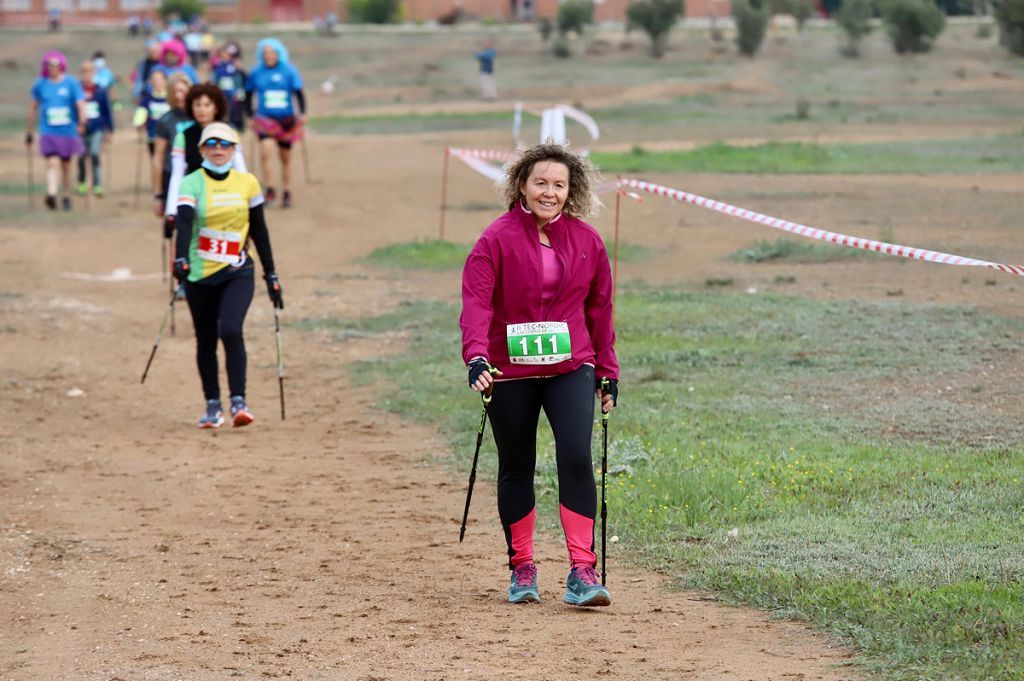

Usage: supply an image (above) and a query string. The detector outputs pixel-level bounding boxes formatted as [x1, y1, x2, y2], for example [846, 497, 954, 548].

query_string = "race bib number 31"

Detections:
[507, 321, 571, 365]
[197, 228, 242, 263]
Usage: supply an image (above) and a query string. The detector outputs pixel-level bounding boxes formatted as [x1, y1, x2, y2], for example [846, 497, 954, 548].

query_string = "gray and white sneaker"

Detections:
[230, 395, 253, 427]
[197, 399, 224, 429]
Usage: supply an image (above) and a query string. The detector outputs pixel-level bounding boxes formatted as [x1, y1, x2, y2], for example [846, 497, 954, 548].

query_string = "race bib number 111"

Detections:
[506, 321, 571, 365]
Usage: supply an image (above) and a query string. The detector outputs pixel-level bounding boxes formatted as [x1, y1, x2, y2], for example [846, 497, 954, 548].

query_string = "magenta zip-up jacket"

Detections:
[460, 205, 619, 381]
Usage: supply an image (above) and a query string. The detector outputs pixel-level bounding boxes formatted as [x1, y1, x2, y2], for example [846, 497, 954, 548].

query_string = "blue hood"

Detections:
[255, 38, 289, 68]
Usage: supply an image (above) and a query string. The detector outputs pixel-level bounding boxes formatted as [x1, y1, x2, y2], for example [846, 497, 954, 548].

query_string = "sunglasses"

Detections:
[202, 138, 235, 149]
[47, 60, 61, 67]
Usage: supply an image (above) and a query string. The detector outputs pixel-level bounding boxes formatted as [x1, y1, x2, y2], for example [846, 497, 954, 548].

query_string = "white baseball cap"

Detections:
[198, 122, 240, 146]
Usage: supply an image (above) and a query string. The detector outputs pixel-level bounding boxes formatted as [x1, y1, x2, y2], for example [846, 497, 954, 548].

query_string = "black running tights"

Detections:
[184, 275, 253, 401]
[488, 365, 597, 527]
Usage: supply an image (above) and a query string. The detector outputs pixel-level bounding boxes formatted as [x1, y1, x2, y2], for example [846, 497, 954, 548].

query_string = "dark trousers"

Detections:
[488, 364, 597, 536]
[184, 274, 254, 400]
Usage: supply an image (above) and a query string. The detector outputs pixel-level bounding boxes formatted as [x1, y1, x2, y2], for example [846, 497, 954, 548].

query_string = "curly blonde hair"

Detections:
[499, 143, 601, 218]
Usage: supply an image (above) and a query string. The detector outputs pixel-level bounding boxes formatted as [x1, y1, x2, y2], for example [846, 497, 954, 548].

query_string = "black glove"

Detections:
[467, 358, 494, 387]
[25, 132, 33, 146]
[172, 257, 189, 283]
[265, 273, 284, 309]
[162, 215, 175, 239]
[598, 377, 618, 410]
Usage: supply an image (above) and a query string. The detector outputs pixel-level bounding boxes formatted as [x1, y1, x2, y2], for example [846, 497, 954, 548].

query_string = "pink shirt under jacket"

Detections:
[460, 206, 619, 381]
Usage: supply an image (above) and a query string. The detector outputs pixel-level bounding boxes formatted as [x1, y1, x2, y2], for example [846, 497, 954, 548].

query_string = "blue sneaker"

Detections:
[563, 565, 611, 607]
[197, 399, 224, 429]
[508, 562, 540, 604]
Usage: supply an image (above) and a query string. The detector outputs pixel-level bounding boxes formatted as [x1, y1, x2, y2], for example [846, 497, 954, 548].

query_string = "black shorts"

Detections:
[257, 133, 292, 150]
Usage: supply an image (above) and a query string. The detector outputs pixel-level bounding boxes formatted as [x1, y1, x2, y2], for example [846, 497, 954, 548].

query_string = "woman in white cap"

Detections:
[171, 121, 284, 429]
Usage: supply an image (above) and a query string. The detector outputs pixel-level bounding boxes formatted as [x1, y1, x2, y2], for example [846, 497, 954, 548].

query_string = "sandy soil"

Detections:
[0, 132, 877, 680]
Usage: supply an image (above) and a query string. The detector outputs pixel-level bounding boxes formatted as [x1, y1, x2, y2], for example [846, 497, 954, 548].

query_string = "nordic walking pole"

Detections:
[133, 129, 143, 207]
[273, 305, 286, 421]
[161, 235, 167, 284]
[169, 274, 176, 336]
[104, 134, 113, 193]
[140, 284, 183, 384]
[438, 147, 449, 241]
[600, 378, 611, 585]
[299, 135, 311, 184]
[459, 386, 494, 542]
[25, 137, 34, 208]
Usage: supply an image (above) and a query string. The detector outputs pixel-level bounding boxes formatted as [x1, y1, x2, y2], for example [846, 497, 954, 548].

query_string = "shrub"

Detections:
[349, 0, 401, 23]
[558, 0, 595, 35]
[158, 0, 204, 21]
[880, 0, 945, 53]
[994, 0, 1024, 54]
[793, 0, 817, 28]
[733, 0, 770, 55]
[626, 0, 685, 57]
[768, 0, 816, 28]
[552, 34, 573, 57]
[836, 0, 874, 56]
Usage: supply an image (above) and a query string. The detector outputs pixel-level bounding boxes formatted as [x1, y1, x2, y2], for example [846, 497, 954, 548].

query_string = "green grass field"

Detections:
[297, 288, 1024, 680]
[592, 136, 1024, 175]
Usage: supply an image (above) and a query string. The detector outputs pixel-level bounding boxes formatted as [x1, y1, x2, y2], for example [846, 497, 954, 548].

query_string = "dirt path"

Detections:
[0, 133, 867, 680]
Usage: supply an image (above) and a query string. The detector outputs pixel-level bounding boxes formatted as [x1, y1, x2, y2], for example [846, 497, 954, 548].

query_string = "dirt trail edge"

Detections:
[1, 134, 859, 681]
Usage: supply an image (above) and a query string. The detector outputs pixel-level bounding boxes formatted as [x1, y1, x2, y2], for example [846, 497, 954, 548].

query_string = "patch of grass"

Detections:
[608, 241, 652, 263]
[729, 237, 880, 263]
[0, 183, 43, 195]
[312, 290, 1024, 680]
[362, 240, 471, 270]
[591, 136, 1024, 175]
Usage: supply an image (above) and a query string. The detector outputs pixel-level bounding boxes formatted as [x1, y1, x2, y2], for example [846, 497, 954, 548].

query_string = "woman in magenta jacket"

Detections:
[460, 143, 619, 607]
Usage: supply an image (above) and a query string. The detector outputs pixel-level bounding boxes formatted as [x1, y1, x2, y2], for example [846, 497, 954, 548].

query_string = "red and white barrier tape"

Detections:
[448, 148, 507, 182]
[618, 178, 1024, 276]
[448, 148, 515, 162]
[446, 147, 1024, 276]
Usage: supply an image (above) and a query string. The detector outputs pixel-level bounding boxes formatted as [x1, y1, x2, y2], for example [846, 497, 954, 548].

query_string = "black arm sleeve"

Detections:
[175, 204, 194, 261]
[245, 90, 254, 118]
[294, 88, 306, 116]
[248, 203, 276, 275]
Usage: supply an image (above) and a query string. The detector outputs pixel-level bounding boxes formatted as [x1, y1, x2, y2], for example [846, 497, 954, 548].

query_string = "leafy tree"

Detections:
[733, 0, 770, 55]
[626, 0, 685, 57]
[879, 0, 945, 52]
[994, 0, 1024, 54]
[349, 0, 401, 23]
[558, 0, 595, 36]
[836, 0, 874, 55]
[159, 0, 204, 21]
